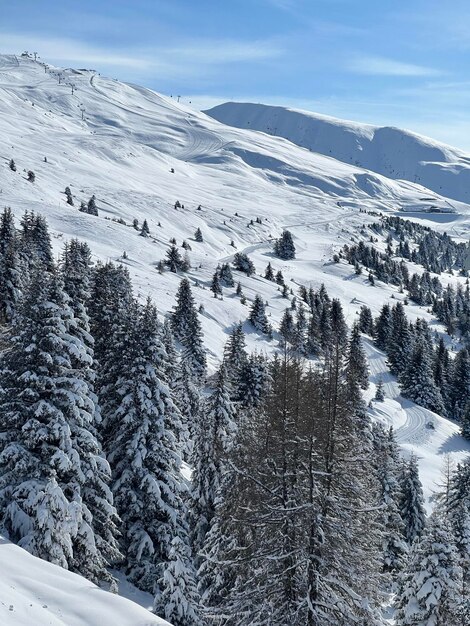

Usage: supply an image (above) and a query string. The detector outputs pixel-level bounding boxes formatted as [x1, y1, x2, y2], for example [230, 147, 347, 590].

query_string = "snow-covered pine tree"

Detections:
[358, 305, 374, 336]
[194, 227, 203, 242]
[171, 278, 206, 382]
[346, 323, 369, 405]
[190, 363, 237, 563]
[165, 244, 185, 272]
[375, 303, 393, 351]
[219, 262, 234, 287]
[210, 270, 222, 297]
[375, 378, 386, 401]
[274, 230, 295, 259]
[395, 513, 463, 625]
[388, 302, 412, 376]
[232, 252, 255, 276]
[0, 207, 23, 323]
[279, 308, 295, 347]
[140, 219, 150, 237]
[223, 322, 248, 401]
[399, 456, 426, 545]
[264, 262, 275, 281]
[0, 269, 118, 584]
[248, 294, 272, 337]
[400, 335, 444, 414]
[105, 298, 198, 617]
[372, 425, 408, 573]
[60, 240, 121, 576]
[449, 348, 470, 422]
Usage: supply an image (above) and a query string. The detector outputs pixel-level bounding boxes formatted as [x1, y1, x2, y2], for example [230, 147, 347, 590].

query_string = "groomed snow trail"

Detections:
[364, 339, 470, 509]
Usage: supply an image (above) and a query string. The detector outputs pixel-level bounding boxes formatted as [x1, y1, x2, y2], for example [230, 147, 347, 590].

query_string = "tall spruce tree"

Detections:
[395, 514, 463, 626]
[0, 270, 119, 584]
[171, 278, 206, 382]
[0, 207, 23, 323]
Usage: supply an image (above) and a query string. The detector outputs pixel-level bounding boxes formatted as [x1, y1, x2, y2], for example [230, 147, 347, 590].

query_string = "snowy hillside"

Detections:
[0, 536, 170, 626]
[0, 52, 469, 492]
[1, 52, 470, 622]
[206, 101, 470, 205]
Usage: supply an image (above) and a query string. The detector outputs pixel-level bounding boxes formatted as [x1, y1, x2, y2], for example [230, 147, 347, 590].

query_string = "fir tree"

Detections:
[171, 278, 206, 382]
[395, 514, 463, 626]
[64, 186, 74, 206]
[0, 270, 119, 584]
[233, 252, 255, 276]
[248, 294, 272, 337]
[194, 227, 203, 242]
[140, 219, 150, 237]
[274, 230, 295, 259]
[400, 335, 444, 414]
[219, 263, 234, 287]
[165, 244, 185, 273]
[9, 158, 16, 171]
[190, 363, 237, 561]
[0, 207, 23, 323]
[264, 262, 275, 281]
[400, 456, 426, 545]
[358, 305, 374, 335]
[210, 270, 222, 298]
[375, 378, 386, 401]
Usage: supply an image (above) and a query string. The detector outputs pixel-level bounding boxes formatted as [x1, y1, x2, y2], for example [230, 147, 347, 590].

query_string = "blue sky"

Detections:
[2, 0, 470, 149]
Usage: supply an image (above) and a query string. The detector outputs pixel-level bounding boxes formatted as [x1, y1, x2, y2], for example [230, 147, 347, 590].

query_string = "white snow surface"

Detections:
[1, 52, 470, 620]
[206, 101, 470, 205]
[0, 536, 170, 626]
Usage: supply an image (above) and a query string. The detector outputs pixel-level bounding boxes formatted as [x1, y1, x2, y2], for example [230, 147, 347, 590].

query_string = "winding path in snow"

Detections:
[364, 338, 470, 507]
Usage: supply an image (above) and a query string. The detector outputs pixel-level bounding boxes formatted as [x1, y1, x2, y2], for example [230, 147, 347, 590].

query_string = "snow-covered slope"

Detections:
[0, 536, 170, 626]
[206, 102, 470, 205]
[0, 51, 469, 556]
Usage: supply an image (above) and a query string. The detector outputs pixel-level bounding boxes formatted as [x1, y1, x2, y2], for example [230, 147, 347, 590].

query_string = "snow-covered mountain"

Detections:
[206, 101, 470, 205]
[1, 52, 470, 622]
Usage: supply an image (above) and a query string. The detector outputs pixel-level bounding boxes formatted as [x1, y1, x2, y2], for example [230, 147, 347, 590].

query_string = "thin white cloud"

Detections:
[348, 55, 442, 77]
[0, 32, 283, 79]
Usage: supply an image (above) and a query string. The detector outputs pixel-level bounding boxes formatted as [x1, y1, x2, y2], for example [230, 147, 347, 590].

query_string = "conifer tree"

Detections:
[165, 244, 185, 272]
[358, 305, 374, 335]
[171, 278, 206, 382]
[400, 336, 444, 414]
[388, 302, 412, 376]
[0, 270, 119, 584]
[375, 378, 386, 401]
[395, 514, 463, 626]
[0, 207, 23, 323]
[140, 219, 150, 237]
[190, 363, 237, 562]
[264, 262, 275, 281]
[248, 294, 272, 337]
[223, 322, 248, 399]
[194, 227, 203, 242]
[210, 270, 222, 297]
[274, 230, 296, 259]
[400, 456, 426, 545]
[375, 303, 393, 351]
[233, 252, 255, 276]
[279, 308, 295, 347]
[219, 262, 234, 287]
[106, 299, 197, 616]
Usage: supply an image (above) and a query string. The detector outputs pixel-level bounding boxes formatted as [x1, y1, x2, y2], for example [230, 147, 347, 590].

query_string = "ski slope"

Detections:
[364, 340, 470, 510]
[0, 536, 170, 626]
[206, 101, 470, 206]
[0, 52, 470, 618]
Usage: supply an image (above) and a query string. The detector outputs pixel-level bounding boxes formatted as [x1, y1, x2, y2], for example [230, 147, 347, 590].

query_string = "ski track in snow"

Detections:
[365, 339, 470, 509]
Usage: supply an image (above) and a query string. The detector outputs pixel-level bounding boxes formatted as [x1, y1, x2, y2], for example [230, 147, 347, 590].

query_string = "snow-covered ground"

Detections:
[0, 536, 170, 626]
[206, 101, 470, 206]
[1, 52, 470, 622]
